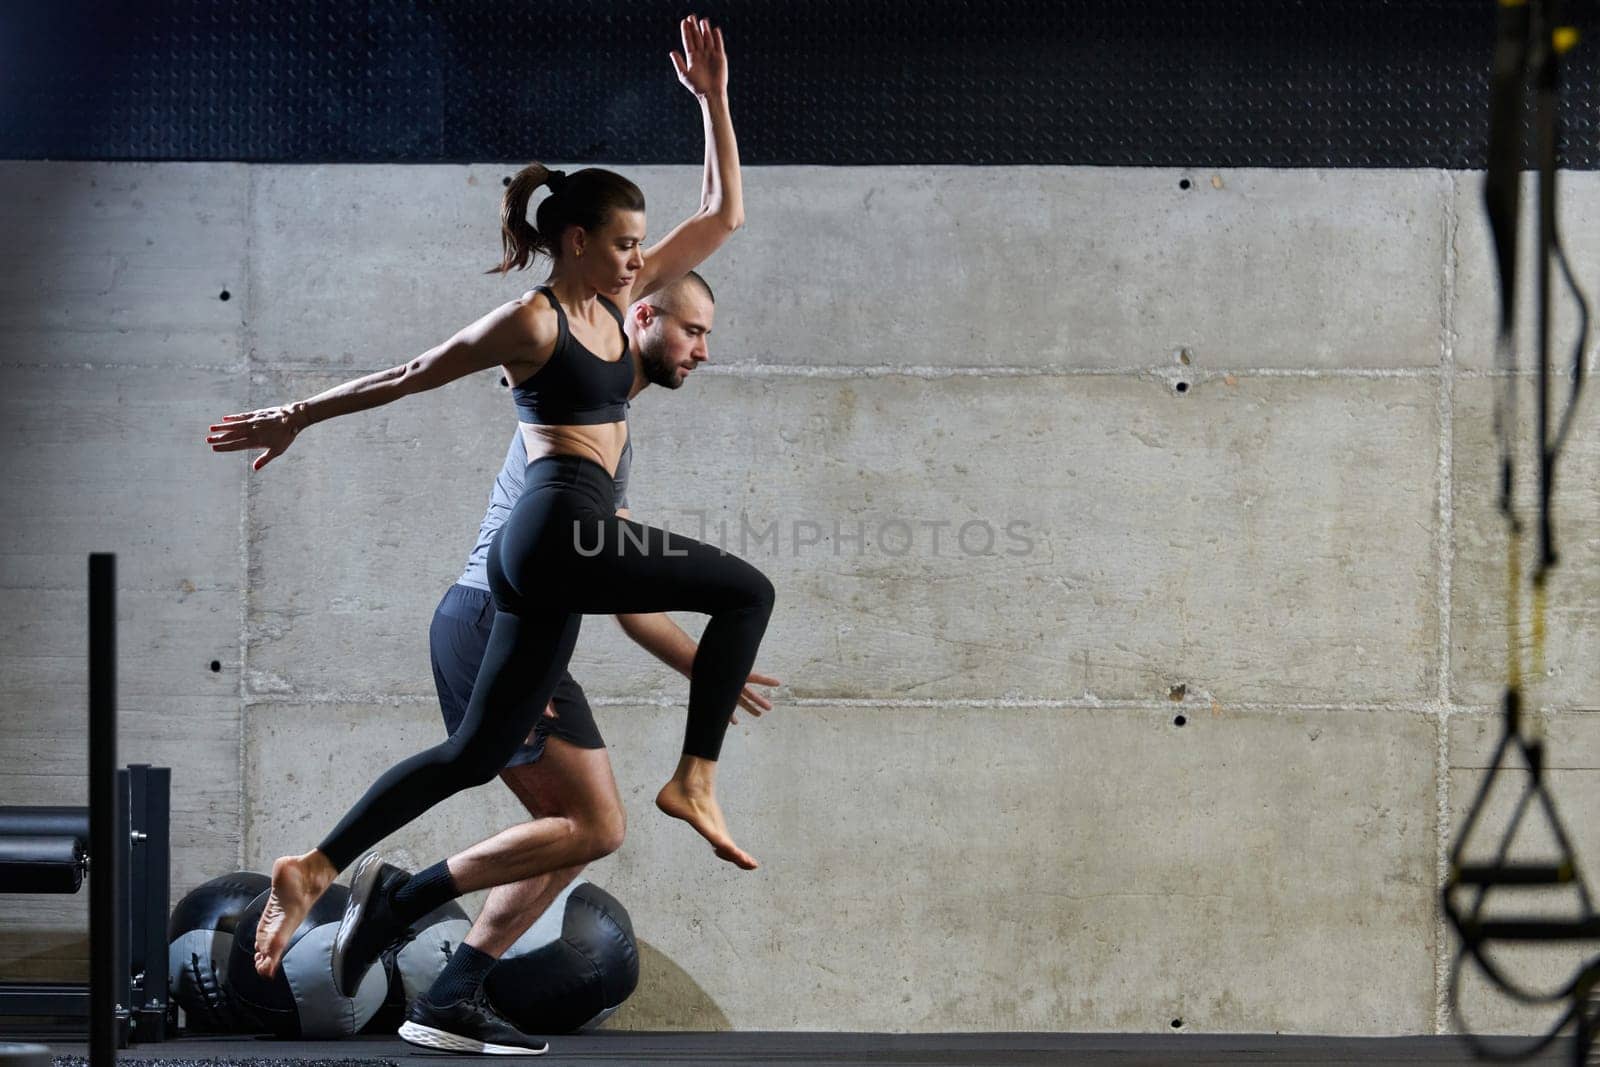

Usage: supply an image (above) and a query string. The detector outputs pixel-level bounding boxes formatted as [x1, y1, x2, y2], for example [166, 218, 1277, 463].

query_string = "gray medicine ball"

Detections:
[226, 883, 388, 1037]
[364, 899, 473, 1034]
[166, 870, 271, 1031]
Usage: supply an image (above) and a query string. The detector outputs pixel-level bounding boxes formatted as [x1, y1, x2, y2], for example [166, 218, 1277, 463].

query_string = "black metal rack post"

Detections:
[88, 554, 120, 1066]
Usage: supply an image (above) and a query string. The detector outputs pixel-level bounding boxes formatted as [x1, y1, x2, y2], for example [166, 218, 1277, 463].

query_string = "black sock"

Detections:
[390, 860, 458, 924]
[427, 942, 497, 1006]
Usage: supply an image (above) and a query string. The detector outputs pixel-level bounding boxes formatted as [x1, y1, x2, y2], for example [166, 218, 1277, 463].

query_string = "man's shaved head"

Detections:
[652, 270, 715, 316]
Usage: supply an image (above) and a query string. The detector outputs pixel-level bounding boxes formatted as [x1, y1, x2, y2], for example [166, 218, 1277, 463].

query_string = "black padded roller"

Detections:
[0, 835, 86, 893]
[0, 806, 90, 843]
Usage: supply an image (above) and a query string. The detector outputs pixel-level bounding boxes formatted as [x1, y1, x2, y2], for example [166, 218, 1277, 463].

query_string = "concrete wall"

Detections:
[3, 161, 1599, 1037]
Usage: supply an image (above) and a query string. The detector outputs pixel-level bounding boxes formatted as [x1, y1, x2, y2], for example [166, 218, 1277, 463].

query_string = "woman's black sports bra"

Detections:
[511, 286, 634, 425]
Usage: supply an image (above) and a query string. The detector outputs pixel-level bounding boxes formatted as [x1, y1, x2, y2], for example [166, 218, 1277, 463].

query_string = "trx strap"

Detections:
[1442, 1, 1594, 1063]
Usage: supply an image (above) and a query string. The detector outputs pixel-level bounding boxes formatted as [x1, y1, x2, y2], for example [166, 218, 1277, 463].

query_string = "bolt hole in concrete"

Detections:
[219, 289, 230, 301]
[1179, 178, 1192, 190]
[1174, 715, 1187, 727]
[209, 660, 222, 672]
[1175, 380, 1190, 394]
[503, 175, 513, 187]
[1171, 1018, 1185, 1029]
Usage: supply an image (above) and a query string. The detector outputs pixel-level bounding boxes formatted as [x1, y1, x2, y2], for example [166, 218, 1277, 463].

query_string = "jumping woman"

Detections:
[206, 16, 771, 1052]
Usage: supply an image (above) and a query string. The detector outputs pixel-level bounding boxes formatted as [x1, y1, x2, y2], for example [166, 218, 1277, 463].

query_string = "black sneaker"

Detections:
[399, 989, 549, 1055]
[331, 852, 414, 997]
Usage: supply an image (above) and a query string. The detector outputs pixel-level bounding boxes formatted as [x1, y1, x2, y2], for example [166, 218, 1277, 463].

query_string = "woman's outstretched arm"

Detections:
[206, 298, 554, 469]
[630, 16, 743, 302]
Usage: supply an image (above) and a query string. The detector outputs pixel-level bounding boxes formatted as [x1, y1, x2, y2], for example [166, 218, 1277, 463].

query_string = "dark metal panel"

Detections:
[2, 4, 1598, 168]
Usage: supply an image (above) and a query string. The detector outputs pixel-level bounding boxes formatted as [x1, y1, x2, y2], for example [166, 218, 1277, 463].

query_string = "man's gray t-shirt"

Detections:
[457, 426, 633, 591]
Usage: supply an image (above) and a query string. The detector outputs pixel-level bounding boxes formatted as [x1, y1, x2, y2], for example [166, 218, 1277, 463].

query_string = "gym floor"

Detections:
[22, 1030, 1577, 1066]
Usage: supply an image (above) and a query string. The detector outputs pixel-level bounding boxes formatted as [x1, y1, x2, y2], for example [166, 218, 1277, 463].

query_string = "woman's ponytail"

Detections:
[487, 162, 559, 275]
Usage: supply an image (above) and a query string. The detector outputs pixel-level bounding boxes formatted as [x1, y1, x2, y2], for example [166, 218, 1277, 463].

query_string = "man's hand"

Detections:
[524, 700, 559, 746]
[730, 669, 779, 725]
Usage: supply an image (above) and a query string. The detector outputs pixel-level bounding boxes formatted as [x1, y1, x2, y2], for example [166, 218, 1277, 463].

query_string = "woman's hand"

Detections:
[206, 404, 307, 471]
[631, 13, 741, 302]
[670, 15, 727, 99]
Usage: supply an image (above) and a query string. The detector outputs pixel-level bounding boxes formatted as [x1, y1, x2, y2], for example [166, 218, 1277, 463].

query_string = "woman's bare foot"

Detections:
[655, 757, 758, 870]
[254, 850, 337, 978]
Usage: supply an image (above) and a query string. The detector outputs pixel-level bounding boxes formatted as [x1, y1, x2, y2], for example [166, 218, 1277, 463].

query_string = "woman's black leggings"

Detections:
[318, 453, 775, 870]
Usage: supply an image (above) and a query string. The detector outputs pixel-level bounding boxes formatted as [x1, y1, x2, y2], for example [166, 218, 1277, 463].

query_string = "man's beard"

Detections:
[639, 342, 684, 389]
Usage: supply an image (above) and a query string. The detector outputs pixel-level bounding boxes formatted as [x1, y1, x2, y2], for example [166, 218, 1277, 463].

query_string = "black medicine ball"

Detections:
[482, 880, 639, 1034]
